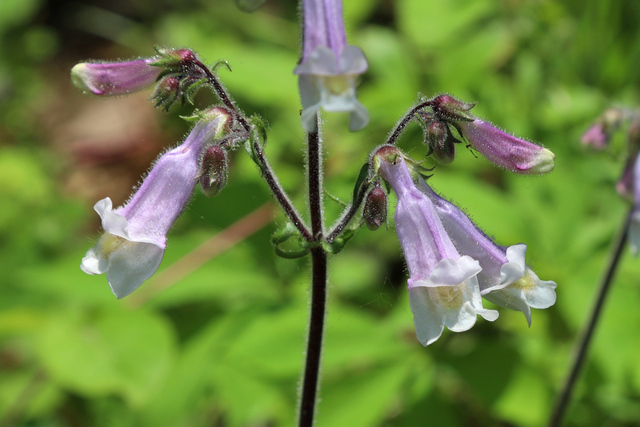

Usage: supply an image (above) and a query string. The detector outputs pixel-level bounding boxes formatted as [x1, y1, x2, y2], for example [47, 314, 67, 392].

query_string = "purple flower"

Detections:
[581, 124, 609, 150]
[80, 108, 230, 298]
[418, 180, 557, 325]
[629, 153, 640, 255]
[457, 119, 555, 174]
[71, 59, 162, 96]
[294, 0, 369, 132]
[378, 156, 498, 346]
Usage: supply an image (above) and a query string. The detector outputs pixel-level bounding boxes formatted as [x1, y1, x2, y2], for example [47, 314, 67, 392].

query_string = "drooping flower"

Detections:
[376, 151, 498, 345]
[294, 0, 369, 132]
[456, 119, 555, 174]
[628, 153, 640, 255]
[418, 180, 557, 325]
[71, 58, 162, 96]
[81, 108, 230, 298]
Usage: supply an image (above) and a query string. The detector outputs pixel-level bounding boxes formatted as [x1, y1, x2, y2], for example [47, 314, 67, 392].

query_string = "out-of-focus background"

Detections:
[1, 0, 640, 425]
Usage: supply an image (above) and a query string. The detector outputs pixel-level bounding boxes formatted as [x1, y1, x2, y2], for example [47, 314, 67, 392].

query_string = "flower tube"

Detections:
[81, 108, 230, 298]
[294, 0, 369, 132]
[628, 153, 640, 255]
[418, 180, 557, 325]
[456, 119, 555, 174]
[377, 153, 498, 345]
[71, 58, 162, 96]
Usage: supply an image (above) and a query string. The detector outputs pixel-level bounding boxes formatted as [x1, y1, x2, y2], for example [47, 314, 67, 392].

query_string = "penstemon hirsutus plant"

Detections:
[71, 0, 557, 424]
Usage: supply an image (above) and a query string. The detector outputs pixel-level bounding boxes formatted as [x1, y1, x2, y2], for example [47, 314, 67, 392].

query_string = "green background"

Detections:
[1, 0, 639, 425]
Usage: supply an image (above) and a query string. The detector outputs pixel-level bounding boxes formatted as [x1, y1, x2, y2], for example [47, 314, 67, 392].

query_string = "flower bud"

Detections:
[71, 59, 162, 96]
[199, 145, 228, 197]
[363, 184, 387, 230]
[581, 107, 625, 149]
[431, 94, 476, 121]
[151, 76, 180, 110]
[458, 119, 555, 174]
[424, 120, 458, 164]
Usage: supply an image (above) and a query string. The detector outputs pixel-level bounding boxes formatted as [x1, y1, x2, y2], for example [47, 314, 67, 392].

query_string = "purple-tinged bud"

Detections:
[581, 107, 625, 150]
[431, 94, 476, 122]
[151, 76, 181, 110]
[458, 119, 555, 174]
[363, 184, 387, 230]
[424, 120, 458, 165]
[71, 59, 162, 96]
[199, 145, 228, 197]
[581, 124, 608, 150]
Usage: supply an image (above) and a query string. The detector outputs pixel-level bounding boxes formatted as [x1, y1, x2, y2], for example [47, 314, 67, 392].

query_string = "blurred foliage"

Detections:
[1, 0, 640, 425]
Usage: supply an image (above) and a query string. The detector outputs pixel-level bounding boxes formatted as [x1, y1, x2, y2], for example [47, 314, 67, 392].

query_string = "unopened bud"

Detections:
[431, 94, 476, 122]
[199, 145, 228, 197]
[424, 120, 458, 164]
[363, 185, 387, 230]
[458, 119, 555, 174]
[151, 77, 180, 110]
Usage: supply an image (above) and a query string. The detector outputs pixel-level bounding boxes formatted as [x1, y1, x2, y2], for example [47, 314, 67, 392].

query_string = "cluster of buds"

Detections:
[71, 47, 209, 111]
[582, 108, 640, 253]
[371, 146, 556, 345]
[416, 95, 555, 174]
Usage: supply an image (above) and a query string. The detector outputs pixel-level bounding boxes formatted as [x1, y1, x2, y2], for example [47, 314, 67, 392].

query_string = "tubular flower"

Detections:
[81, 108, 230, 298]
[418, 180, 557, 325]
[294, 0, 369, 132]
[457, 119, 555, 174]
[71, 58, 162, 96]
[628, 153, 640, 255]
[378, 156, 498, 346]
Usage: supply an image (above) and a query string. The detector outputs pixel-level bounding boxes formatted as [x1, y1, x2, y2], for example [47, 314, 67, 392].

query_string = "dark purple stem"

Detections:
[387, 100, 433, 145]
[548, 207, 632, 427]
[298, 118, 327, 427]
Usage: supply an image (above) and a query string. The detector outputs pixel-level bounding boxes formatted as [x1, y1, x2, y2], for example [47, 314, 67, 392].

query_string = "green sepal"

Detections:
[323, 227, 357, 254]
[179, 109, 208, 122]
[212, 59, 232, 73]
[182, 78, 208, 105]
[271, 223, 310, 259]
[352, 163, 370, 204]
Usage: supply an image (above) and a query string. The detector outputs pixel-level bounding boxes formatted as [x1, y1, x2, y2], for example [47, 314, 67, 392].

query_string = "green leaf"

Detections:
[37, 307, 175, 407]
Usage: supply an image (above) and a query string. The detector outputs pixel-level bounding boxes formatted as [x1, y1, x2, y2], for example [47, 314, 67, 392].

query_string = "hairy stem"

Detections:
[387, 100, 432, 145]
[299, 118, 327, 427]
[252, 137, 312, 241]
[548, 207, 632, 427]
[194, 59, 251, 132]
[326, 180, 370, 242]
